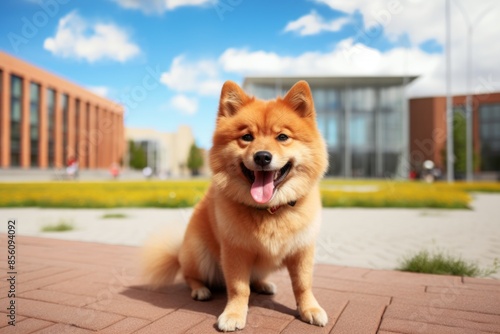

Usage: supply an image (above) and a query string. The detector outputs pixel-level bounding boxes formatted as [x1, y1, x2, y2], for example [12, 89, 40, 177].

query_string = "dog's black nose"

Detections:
[254, 151, 272, 167]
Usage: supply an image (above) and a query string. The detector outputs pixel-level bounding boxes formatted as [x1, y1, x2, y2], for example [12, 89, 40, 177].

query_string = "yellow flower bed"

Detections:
[0, 179, 497, 209]
[0, 181, 210, 208]
[320, 181, 472, 209]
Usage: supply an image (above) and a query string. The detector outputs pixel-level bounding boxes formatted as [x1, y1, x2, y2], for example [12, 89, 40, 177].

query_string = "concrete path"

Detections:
[1, 236, 499, 333]
[2, 193, 499, 279]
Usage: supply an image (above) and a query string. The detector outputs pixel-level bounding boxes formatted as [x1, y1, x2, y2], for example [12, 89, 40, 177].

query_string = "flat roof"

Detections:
[243, 76, 419, 88]
[0, 51, 122, 112]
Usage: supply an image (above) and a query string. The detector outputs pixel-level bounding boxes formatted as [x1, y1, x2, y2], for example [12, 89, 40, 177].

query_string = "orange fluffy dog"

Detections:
[143, 80, 328, 331]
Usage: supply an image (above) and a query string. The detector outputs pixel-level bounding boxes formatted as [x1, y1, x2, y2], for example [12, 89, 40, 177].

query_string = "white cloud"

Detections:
[159, 0, 500, 103]
[113, 0, 215, 14]
[284, 10, 350, 36]
[314, 0, 499, 45]
[160, 55, 223, 96]
[169, 94, 198, 115]
[218, 37, 500, 97]
[218, 43, 441, 95]
[44, 11, 140, 63]
[87, 86, 110, 97]
[311, 0, 500, 96]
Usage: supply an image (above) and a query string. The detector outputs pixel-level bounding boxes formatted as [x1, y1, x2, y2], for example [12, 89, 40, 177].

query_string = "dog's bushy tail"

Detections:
[142, 228, 183, 289]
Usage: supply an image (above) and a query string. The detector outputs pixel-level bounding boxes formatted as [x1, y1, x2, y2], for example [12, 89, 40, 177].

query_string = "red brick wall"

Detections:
[0, 51, 125, 169]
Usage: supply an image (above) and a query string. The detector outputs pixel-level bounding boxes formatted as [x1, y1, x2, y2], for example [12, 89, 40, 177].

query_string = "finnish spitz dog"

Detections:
[143, 80, 328, 331]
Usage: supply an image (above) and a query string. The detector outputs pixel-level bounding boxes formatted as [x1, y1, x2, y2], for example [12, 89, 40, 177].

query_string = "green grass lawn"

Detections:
[41, 220, 75, 232]
[399, 249, 499, 277]
[0, 179, 498, 209]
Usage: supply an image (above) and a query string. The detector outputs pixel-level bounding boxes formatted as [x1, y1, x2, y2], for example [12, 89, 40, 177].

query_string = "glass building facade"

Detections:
[479, 103, 500, 171]
[243, 76, 416, 178]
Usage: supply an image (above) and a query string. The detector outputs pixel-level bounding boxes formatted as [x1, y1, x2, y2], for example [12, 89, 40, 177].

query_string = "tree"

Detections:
[128, 140, 147, 170]
[442, 111, 479, 178]
[187, 143, 203, 176]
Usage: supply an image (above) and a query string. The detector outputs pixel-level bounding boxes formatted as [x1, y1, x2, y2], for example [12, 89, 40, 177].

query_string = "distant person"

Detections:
[142, 166, 153, 179]
[66, 156, 78, 179]
[110, 162, 120, 179]
[422, 160, 435, 183]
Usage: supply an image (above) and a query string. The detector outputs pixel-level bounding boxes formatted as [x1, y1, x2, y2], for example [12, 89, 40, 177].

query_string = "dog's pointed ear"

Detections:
[218, 81, 252, 118]
[282, 81, 315, 118]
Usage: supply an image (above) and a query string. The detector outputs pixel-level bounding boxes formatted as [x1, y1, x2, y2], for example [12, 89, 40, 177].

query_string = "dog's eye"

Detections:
[241, 134, 254, 142]
[276, 134, 289, 142]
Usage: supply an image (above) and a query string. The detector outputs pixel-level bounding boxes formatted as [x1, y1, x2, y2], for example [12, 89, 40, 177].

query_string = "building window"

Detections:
[30, 82, 41, 167]
[350, 87, 376, 177]
[10, 75, 22, 167]
[47, 88, 56, 167]
[479, 103, 500, 171]
[61, 93, 69, 164]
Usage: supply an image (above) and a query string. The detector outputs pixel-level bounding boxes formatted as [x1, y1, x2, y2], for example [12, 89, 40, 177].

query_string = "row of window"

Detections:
[250, 84, 405, 177]
[0, 71, 109, 167]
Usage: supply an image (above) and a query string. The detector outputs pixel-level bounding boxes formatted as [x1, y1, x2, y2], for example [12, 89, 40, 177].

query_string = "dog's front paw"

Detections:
[217, 311, 247, 332]
[299, 306, 328, 327]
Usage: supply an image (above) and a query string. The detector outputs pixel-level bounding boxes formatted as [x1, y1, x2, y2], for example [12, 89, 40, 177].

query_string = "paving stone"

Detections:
[134, 310, 206, 334]
[384, 302, 500, 332]
[0, 318, 53, 333]
[19, 289, 96, 307]
[16, 298, 124, 331]
[34, 323, 96, 334]
[2, 235, 498, 334]
[379, 317, 490, 334]
[330, 301, 386, 334]
[98, 317, 150, 334]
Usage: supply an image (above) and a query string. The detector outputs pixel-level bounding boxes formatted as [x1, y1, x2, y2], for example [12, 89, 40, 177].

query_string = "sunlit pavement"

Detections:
[1, 195, 500, 332]
[3, 193, 500, 278]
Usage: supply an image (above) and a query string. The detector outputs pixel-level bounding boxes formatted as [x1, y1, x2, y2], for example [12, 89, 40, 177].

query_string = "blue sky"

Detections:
[1, 0, 498, 148]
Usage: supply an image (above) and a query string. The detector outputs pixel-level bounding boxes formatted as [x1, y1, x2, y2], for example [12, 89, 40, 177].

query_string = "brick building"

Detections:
[410, 93, 500, 175]
[0, 51, 124, 169]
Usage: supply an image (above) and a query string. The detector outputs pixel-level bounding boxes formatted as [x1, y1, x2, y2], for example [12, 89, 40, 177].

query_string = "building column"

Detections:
[375, 89, 383, 177]
[96, 107, 102, 168]
[110, 110, 118, 163]
[88, 104, 96, 168]
[113, 111, 119, 165]
[96, 106, 102, 168]
[21, 76, 30, 168]
[54, 90, 63, 168]
[120, 112, 125, 165]
[399, 86, 410, 179]
[79, 100, 87, 169]
[103, 109, 110, 168]
[473, 100, 480, 172]
[1, 69, 10, 167]
[344, 87, 352, 178]
[67, 95, 75, 161]
[39, 83, 48, 168]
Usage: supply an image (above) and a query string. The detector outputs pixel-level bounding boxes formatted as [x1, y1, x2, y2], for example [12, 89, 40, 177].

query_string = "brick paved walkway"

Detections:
[1, 236, 499, 333]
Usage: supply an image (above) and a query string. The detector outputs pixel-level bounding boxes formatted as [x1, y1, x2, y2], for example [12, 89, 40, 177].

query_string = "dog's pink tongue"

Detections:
[251, 171, 275, 204]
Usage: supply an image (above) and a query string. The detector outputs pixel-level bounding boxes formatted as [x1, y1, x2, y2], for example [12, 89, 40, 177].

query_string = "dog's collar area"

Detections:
[266, 200, 297, 214]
